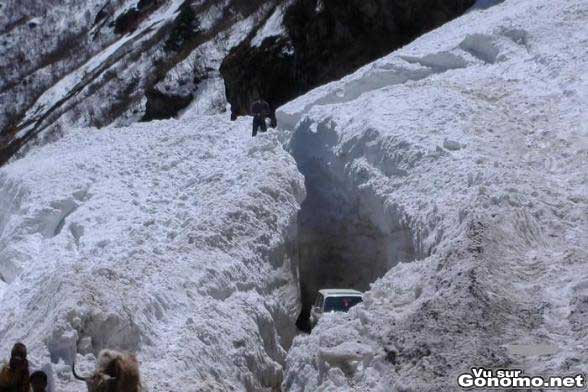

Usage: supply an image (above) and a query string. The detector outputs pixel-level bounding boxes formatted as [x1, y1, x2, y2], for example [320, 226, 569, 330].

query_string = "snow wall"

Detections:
[289, 119, 424, 330]
[278, 0, 588, 390]
[0, 116, 305, 391]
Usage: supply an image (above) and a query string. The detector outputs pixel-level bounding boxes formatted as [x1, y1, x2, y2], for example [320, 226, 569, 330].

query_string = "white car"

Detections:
[310, 289, 363, 327]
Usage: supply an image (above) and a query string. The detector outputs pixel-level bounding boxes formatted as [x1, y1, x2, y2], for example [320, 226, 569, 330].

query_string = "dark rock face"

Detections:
[113, 0, 162, 35]
[220, 0, 475, 118]
[223, 35, 298, 119]
[163, 2, 201, 52]
[142, 89, 193, 121]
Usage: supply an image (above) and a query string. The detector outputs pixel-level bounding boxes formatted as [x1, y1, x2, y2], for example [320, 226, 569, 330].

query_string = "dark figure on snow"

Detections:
[250, 99, 276, 137]
[29, 371, 47, 392]
[0, 343, 30, 392]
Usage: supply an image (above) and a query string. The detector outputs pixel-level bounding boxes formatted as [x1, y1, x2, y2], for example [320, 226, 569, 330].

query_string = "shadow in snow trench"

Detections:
[288, 119, 419, 332]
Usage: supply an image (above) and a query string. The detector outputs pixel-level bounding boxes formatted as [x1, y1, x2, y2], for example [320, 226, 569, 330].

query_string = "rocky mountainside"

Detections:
[0, 0, 474, 166]
[0, 0, 273, 164]
[221, 0, 475, 118]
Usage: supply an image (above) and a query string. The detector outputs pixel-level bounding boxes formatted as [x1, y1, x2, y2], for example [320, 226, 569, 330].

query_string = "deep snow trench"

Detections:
[288, 120, 422, 330]
[277, 0, 588, 389]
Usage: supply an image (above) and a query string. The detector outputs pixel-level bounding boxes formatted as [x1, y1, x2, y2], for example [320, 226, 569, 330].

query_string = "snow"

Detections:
[198, 0, 229, 31]
[278, 0, 588, 390]
[283, 312, 375, 392]
[0, 0, 108, 136]
[0, 115, 305, 391]
[315, 0, 324, 14]
[16, 0, 187, 139]
[251, 3, 289, 48]
[1, 0, 587, 390]
[4, 0, 274, 159]
[170, 9, 268, 118]
[17, 38, 128, 138]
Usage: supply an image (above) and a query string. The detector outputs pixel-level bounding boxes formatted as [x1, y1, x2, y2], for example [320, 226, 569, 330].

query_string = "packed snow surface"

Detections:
[0, 116, 305, 391]
[278, 0, 588, 390]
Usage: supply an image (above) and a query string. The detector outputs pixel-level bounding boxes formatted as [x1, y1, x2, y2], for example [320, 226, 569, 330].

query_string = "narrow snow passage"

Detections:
[288, 120, 422, 330]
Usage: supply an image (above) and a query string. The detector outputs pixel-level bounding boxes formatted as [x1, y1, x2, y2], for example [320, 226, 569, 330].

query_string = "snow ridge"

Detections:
[278, 0, 588, 390]
[0, 116, 305, 391]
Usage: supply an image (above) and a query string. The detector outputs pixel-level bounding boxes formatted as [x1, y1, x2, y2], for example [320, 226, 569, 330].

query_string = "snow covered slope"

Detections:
[0, 116, 305, 391]
[278, 0, 588, 390]
[1, 0, 476, 166]
[0, 0, 281, 165]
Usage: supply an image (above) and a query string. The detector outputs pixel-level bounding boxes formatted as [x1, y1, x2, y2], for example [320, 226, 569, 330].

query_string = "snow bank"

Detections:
[278, 0, 588, 389]
[0, 115, 305, 391]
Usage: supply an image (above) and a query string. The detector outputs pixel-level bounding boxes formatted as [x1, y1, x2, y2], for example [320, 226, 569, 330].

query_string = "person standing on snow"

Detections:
[250, 99, 276, 137]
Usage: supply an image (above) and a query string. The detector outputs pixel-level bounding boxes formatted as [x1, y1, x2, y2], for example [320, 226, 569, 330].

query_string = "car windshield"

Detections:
[323, 296, 362, 312]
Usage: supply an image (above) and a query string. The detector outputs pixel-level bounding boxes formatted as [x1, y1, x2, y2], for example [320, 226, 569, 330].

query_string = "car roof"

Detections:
[319, 289, 363, 297]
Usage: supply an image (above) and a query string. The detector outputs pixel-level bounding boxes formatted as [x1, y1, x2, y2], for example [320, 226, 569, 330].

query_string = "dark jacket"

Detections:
[250, 100, 271, 118]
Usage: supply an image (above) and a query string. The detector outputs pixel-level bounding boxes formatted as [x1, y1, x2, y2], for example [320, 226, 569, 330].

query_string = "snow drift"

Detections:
[0, 116, 305, 391]
[278, 0, 588, 390]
